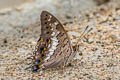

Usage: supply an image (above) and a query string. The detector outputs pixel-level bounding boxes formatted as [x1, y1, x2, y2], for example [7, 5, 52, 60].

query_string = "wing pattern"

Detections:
[32, 11, 75, 72]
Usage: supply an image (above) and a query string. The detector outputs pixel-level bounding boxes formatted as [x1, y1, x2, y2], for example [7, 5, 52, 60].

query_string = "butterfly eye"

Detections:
[46, 14, 48, 16]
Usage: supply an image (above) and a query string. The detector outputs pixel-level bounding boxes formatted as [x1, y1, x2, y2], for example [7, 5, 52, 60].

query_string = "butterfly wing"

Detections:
[32, 11, 74, 71]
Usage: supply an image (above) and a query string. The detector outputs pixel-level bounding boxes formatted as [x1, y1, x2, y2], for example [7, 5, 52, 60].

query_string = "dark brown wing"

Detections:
[32, 11, 74, 71]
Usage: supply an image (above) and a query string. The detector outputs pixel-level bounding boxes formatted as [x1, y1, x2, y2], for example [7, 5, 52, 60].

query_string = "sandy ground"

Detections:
[0, 0, 120, 80]
[0, 0, 27, 9]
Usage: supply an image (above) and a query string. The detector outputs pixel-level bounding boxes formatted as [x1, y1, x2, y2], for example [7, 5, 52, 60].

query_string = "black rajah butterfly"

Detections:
[30, 11, 92, 72]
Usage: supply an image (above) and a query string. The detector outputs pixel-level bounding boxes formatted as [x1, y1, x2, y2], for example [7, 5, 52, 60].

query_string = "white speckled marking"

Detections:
[51, 32, 55, 36]
[49, 51, 54, 55]
[49, 23, 52, 26]
[48, 18, 51, 21]
[49, 15, 52, 18]
[51, 28, 53, 30]
[48, 44, 51, 48]
[45, 56, 50, 61]
[54, 21, 58, 25]
[45, 31, 60, 61]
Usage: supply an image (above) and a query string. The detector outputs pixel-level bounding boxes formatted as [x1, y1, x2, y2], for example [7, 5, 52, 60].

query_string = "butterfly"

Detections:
[30, 11, 92, 72]
[31, 11, 75, 72]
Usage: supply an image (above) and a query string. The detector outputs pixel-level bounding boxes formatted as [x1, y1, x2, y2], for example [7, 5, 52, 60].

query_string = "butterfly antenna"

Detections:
[75, 26, 93, 46]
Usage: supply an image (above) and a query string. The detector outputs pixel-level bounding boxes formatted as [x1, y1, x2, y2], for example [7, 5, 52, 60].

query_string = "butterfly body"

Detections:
[32, 11, 75, 72]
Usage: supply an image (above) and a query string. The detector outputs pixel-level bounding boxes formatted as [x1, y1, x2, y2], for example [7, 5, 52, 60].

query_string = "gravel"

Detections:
[0, 0, 120, 80]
